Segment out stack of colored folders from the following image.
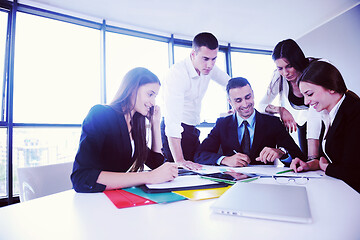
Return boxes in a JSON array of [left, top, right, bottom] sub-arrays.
[[173, 186, 232, 201], [104, 185, 232, 209], [104, 187, 187, 209]]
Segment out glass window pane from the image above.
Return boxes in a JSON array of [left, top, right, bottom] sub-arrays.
[[0, 11, 7, 122], [231, 52, 275, 108], [174, 45, 191, 62], [12, 127, 81, 195], [13, 13, 101, 124], [0, 128, 7, 198], [202, 52, 227, 123], [173, 46, 228, 124], [106, 33, 168, 104]]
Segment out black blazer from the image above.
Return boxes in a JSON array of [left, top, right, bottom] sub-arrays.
[[194, 110, 305, 165], [71, 105, 164, 193], [323, 93, 360, 193]]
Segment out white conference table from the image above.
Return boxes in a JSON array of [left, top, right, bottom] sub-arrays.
[[0, 173, 359, 240]]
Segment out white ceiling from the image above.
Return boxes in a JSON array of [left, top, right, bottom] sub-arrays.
[[19, 0, 360, 49]]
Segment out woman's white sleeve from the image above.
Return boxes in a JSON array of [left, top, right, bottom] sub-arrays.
[[306, 106, 322, 139], [258, 70, 280, 113]]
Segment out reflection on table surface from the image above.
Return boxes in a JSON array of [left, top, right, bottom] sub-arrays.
[[0, 167, 359, 240]]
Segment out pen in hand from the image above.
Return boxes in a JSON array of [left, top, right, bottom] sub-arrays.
[[233, 149, 251, 166]]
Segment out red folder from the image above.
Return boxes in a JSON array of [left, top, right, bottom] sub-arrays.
[[104, 189, 156, 209]]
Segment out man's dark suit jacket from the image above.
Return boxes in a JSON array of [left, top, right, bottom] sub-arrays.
[[194, 110, 305, 166], [71, 105, 164, 193], [323, 93, 360, 193]]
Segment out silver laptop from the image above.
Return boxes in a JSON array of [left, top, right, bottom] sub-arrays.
[[211, 182, 312, 223]]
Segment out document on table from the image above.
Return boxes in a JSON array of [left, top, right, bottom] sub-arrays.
[[145, 175, 224, 190], [192, 165, 232, 175], [234, 165, 324, 178], [192, 165, 324, 178]]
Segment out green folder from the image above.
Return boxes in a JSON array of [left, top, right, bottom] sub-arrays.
[[123, 187, 187, 203]]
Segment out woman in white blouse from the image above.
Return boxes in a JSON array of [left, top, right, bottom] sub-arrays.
[[258, 39, 322, 162]]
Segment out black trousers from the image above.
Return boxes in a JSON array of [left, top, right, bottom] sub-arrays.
[[161, 118, 200, 162], [297, 123, 307, 156]]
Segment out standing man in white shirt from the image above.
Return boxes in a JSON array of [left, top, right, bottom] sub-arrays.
[[161, 32, 231, 170]]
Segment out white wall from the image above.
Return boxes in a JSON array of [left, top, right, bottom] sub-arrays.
[[297, 4, 360, 95]]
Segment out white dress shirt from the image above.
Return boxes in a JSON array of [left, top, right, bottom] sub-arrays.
[[162, 55, 230, 138], [321, 94, 346, 163]]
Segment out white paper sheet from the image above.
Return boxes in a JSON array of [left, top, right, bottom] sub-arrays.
[[234, 165, 324, 178], [193, 165, 324, 178], [145, 175, 220, 189]]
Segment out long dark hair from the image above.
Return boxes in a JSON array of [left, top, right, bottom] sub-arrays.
[[299, 61, 359, 99], [109, 67, 161, 172], [272, 39, 309, 72], [270, 39, 314, 94]]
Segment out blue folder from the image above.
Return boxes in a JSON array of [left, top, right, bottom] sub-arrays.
[[123, 187, 187, 203]]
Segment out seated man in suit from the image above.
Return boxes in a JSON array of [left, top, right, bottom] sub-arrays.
[[194, 77, 305, 167]]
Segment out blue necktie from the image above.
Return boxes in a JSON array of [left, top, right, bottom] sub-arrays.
[[240, 121, 250, 156]]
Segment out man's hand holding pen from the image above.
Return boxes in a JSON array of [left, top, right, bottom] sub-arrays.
[[220, 150, 250, 167]]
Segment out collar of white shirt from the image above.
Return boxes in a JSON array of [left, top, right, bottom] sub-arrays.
[[322, 94, 346, 128], [185, 55, 201, 80], [329, 94, 346, 125], [235, 110, 256, 128]]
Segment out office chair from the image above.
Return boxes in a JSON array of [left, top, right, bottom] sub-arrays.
[[17, 161, 74, 202]]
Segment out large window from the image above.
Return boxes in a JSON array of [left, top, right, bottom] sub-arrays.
[[231, 52, 275, 109], [11, 13, 102, 195], [12, 127, 80, 195], [14, 12, 100, 124], [106, 33, 168, 104]]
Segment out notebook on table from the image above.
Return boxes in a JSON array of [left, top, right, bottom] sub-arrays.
[[211, 182, 312, 224]]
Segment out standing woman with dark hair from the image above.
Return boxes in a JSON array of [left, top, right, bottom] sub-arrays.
[[71, 67, 178, 193], [291, 61, 360, 193], [258, 39, 322, 162]]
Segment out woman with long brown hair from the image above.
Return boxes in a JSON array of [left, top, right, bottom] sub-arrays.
[[71, 67, 178, 193]]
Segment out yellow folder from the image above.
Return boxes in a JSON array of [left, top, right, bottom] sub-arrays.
[[173, 186, 232, 201]]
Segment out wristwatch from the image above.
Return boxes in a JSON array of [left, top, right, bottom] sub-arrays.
[[278, 147, 289, 159]]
